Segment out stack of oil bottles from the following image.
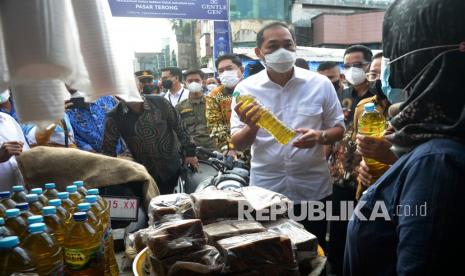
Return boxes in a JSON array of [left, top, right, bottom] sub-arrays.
[[0, 181, 119, 275]]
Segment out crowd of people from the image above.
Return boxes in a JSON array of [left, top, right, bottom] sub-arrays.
[[1, 0, 464, 274]]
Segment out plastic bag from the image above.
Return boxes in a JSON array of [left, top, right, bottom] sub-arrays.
[[217, 231, 298, 274], [148, 193, 195, 225], [190, 189, 247, 222], [147, 219, 207, 260], [203, 220, 266, 242], [264, 219, 318, 255], [240, 186, 292, 221]]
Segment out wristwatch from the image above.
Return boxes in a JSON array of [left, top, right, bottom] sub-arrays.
[[320, 130, 328, 144]]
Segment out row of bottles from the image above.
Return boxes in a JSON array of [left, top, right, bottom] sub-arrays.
[[0, 181, 118, 275]]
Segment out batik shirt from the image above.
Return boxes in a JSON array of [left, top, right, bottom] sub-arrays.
[[206, 85, 233, 150]]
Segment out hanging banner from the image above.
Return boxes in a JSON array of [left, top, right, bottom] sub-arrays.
[[108, 0, 229, 21], [213, 20, 231, 62]]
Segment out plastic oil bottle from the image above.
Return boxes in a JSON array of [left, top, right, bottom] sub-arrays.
[[21, 222, 64, 276], [43, 183, 59, 200], [57, 192, 76, 214], [42, 206, 65, 247], [74, 181, 88, 197], [87, 188, 109, 213], [66, 185, 83, 205], [358, 103, 391, 184], [27, 215, 52, 235], [30, 188, 49, 206], [48, 199, 71, 226], [26, 194, 44, 215], [11, 185, 28, 203], [16, 202, 34, 221], [4, 209, 28, 240], [0, 203, 6, 217], [64, 212, 104, 275], [1, 217, 13, 237], [0, 236, 37, 274], [233, 92, 297, 145], [0, 191, 17, 209]]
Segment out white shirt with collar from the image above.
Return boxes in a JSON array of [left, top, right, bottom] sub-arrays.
[[0, 112, 29, 191], [231, 67, 345, 201], [164, 86, 189, 107]]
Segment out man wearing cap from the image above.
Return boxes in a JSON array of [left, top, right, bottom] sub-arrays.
[[176, 69, 218, 158], [135, 70, 156, 95]]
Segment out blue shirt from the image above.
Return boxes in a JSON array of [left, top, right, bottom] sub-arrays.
[[344, 139, 465, 276], [66, 96, 123, 153]]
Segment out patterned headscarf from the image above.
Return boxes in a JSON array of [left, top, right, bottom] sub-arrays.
[[383, 0, 465, 148]]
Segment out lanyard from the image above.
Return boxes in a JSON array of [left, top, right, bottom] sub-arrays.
[[168, 89, 185, 105]]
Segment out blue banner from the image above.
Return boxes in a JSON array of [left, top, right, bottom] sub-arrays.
[[108, 0, 229, 21], [213, 20, 231, 63]]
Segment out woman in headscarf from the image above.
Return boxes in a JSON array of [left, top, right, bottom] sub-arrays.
[[344, 0, 465, 275]]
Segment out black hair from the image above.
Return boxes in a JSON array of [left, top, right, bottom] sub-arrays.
[[373, 52, 383, 60], [184, 69, 205, 80], [215, 54, 242, 69], [317, 61, 339, 72], [295, 58, 309, 70], [256, 22, 296, 48], [343, 45, 373, 62], [161, 67, 183, 81]]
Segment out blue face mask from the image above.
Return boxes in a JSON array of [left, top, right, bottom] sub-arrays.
[[380, 57, 404, 104]]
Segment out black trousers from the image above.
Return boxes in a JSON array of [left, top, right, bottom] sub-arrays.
[[155, 171, 180, 195]]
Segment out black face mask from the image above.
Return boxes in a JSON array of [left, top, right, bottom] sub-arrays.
[[142, 84, 154, 95], [332, 80, 341, 91], [162, 80, 173, 90]]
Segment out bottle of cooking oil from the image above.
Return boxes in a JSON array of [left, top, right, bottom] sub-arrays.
[[74, 181, 88, 197], [26, 194, 44, 215], [26, 215, 52, 236], [4, 209, 28, 240], [57, 192, 76, 214], [48, 199, 71, 226], [11, 186, 28, 203], [21, 222, 64, 275], [233, 92, 297, 144], [1, 217, 13, 237], [43, 183, 59, 200], [358, 103, 390, 184], [87, 188, 109, 212], [64, 212, 104, 275], [66, 185, 82, 205], [0, 236, 37, 274], [42, 206, 65, 247], [16, 202, 34, 221], [0, 203, 6, 217], [30, 188, 49, 206], [0, 191, 17, 209]]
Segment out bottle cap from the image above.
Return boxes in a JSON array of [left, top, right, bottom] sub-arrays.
[[5, 209, 20, 218], [16, 203, 29, 211], [42, 206, 56, 216], [30, 188, 43, 195], [232, 91, 239, 97], [77, 203, 91, 212], [73, 212, 87, 221], [85, 195, 97, 204], [0, 217, 4, 225], [87, 189, 99, 196], [57, 192, 69, 200], [73, 181, 84, 187], [44, 183, 56, 189], [12, 186, 25, 192], [27, 215, 43, 224], [0, 236, 20, 248], [0, 191, 11, 198], [29, 223, 45, 233], [66, 185, 77, 193], [26, 194, 39, 203], [48, 199, 62, 207], [364, 103, 376, 112]]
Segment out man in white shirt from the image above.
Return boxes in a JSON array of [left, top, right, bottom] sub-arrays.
[[161, 67, 189, 107], [0, 112, 29, 190], [230, 22, 345, 247]]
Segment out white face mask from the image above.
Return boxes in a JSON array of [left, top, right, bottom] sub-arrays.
[[187, 81, 203, 93], [206, 84, 217, 91], [0, 89, 10, 104], [263, 48, 297, 73], [219, 70, 241, 88], [345, 67, 367, 86]]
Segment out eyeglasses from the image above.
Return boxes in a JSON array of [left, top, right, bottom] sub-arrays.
[[343, 62, 370, 70], [366, 73, 380, 81]]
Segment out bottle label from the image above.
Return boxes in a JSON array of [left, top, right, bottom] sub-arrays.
[[64, 244, 103, 271]]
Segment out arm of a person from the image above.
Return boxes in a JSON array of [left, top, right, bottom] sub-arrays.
[[322, 80, 346, 144], [229, 96, 260, 151], [206, 95, 229, 149], [396, 154, 463, 275], [165, 99, 196, 157], [101, 116, 121, 157]]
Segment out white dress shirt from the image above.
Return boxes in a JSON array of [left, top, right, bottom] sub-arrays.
[[164, 86, 189, 107], [0, 113, 29, 191], [231, 67, 344, 201]]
